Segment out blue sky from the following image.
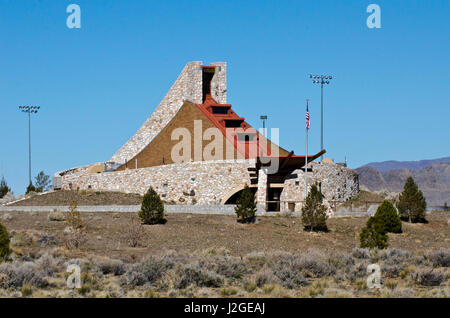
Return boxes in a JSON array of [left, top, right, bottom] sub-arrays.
[[0, 0, 449, 194]]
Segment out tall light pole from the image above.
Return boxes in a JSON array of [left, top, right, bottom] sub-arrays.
[[19, 106, 40, 185], [309, 74, 332, 161], [260, 115, 267, 137]]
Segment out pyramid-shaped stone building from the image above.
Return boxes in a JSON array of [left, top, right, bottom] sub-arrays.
[[54, 62, 358, 212]]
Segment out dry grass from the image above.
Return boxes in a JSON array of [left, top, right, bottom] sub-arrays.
[[0, 210, 448, 297], [1, 211, 448, 259]]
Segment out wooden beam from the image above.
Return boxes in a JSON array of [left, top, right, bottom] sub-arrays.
[[279, 151, 294, 170]]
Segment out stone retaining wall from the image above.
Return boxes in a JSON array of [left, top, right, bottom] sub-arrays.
[[59, 160, 252, 205]]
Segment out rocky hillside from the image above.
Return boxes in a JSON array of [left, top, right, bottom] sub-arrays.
[[356, 163, 450, 206]]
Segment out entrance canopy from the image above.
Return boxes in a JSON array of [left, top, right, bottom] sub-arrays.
[[258, 149, 326, 176]]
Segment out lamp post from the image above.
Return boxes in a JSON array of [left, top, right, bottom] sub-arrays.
[[19, 106, 40, 185], [309, 74, 332, 161], [260, 115, 267, 137]]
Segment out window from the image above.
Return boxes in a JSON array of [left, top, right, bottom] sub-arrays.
[[212, 107, 228, 114], [237, 133, 256, 142]]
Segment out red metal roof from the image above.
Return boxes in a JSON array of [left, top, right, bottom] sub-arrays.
[[195, 95, 325, 165]]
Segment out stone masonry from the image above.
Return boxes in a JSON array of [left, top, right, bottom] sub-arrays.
[[280, 162, 359, 212], [59, 160, 252, 205]]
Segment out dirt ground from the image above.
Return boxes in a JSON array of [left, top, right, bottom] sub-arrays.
[[1, 210, 448, 259]]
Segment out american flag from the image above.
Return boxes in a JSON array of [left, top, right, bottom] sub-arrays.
[[306, 104, 310, 129]]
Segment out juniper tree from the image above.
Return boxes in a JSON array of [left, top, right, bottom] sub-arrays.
[[301, 184, 328, 232], [25, 182, 37, 195], [374, 200, 402, 233], [139, 187, 165, 225], [360, 216, 388, 249], [35, 171, 51, 192], [0, 176, 10, 199], [0, 222, 11, 262], [235, 184, 257, 223], [397, 176, 427, 223]]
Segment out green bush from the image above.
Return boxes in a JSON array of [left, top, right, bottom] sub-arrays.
[[138, 187, 165, 225], [235, 184, 257, 223], [374, 200, 402, 233], [301, 184, 328, 232], [360, 216, 388, 249], [0, 176, 11, 199], [0, 222, 11, 261], [397, 176, 427, 223]]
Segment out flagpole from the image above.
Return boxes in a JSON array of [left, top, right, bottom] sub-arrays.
[[305, 99, 309, 200]]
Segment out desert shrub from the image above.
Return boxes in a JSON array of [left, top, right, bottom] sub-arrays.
[[268, 250, 335, 279], [0, 176, 10, 199], [397, 176, 427, 223], [21, 284, 33, 297], [346, 262, 369, 282], [220, 287, 238, 296], [243, 280, 257, 292], [427, 249, 450, 267], [25, 182, 36, 195], [374, 200, 402, 233], [139, 187, 165, 225], [254, 268, 280, 287], [328, 252, 355, 269], [380, 249, 410, 278], [352, 248, 370, 259], [234, 184, 257, 223], [414, 269, 447, 286], [390, 287, 415, 298], [292, 250, 336, 278], [98, 258, 126, 276], [274, 269, 308, 289], [200, 257, 248, 279], [174, 264, 223, 289], [0, 262, 47, 288], [48, 211, 65, 222], [123, 216, 143, 247], [65, 229, 87, 250], [143, 289, 160, 298], [124, 256, 173, 287], [77, 284, 91, 295], [360, 216, 388, 249], [301, 184, 328, 232], [35, 251, 61, 276], [0, 222, 11, 261], [383, 264, 406, 278], [304, 279, 328, 297], [65, 201, 83, 229], [382, 249, 411, 265]]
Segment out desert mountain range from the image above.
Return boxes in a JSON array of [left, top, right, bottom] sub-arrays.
[[356, 157, 450, 206]]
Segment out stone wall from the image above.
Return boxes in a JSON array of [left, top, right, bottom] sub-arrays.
[[210, 62, 227, 104], [280, 162, 359, 212], [59, 160, 251, 205], [110, 61, 227, 164]]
